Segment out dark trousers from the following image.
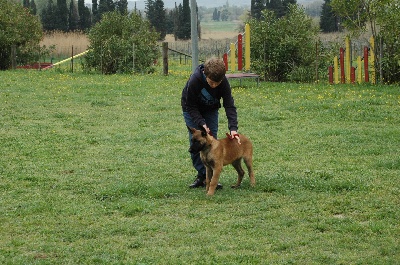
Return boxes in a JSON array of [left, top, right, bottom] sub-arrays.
[[183, 110, 218, 177]]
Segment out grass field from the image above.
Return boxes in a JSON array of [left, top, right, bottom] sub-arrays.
[[1, 68, 399, 264]]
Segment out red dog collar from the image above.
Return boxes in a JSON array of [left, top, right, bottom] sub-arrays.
[[226, 133, 240, 139]]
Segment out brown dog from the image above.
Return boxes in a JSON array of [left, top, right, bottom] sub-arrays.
[[188, 127, 255, 196]]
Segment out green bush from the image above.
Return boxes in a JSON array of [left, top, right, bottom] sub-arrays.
[[84, 12, 160, 74], [249, 5, 320, 82]]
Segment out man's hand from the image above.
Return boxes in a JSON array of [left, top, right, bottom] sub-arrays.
[[230, 131, 241, 144], [203, 124, 211, 134]]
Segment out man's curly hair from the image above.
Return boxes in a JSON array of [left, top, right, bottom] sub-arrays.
[[203, 57, 226, 82]]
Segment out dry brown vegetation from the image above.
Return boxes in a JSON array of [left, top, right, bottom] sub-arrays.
[[41, 31, 90, 57], [41, 30, 239, 57]]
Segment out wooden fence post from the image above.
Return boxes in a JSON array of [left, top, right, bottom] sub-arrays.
[[162, 42, 168, 76]]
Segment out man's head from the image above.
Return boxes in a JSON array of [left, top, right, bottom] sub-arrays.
[[203, 57, 226, 87]]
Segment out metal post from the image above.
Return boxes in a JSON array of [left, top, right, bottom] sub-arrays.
[[190, 0, 198, 73]]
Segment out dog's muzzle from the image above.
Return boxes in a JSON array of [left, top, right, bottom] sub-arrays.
[[188, 142, 204, 154]]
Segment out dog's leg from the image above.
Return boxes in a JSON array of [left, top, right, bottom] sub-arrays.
[[205, 167, 213, 192], [207, 166, 222, 196], [231, 159, 245, 188], [243, 155, 255, 187]]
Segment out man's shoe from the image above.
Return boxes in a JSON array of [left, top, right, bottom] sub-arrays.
[[189, 176, 223, 189], [189, 176, 205, 188]]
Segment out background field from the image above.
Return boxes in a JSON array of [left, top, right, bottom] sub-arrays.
[[1, 69, 399, 264]]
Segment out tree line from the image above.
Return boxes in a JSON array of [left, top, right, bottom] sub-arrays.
[[22, 0, 194, 41], [24, 0, 341, 39]]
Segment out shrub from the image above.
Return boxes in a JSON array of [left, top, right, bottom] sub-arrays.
[[84, 12, 160, 74], [249, 5, 320, 82]]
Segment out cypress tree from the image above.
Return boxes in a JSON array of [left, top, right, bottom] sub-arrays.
[[23, 0, 29, 8], [173, 3, 179, 40], [251, 0, 264, 19], [145, 0, 166, 40], [213, 8, 218, 21], [98, 0, 109, 18], [267, 0, 284, 18], [116, 0, 128, 15], [165, 9, 175, 34], [78, 0, 91, 30], [320, 0, 339, 32], [282, 0, 296, 16], [154, 0, 166, 40], [30, 0, 37, 15], [56, 0, 69, 31], [92, 0, 99, 23], [68, 0, 79, 31], [180, 0, 191, 40], [41, 0, 57, 31]]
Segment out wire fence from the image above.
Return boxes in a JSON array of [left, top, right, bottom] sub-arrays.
[[12, 37, 238, 73]]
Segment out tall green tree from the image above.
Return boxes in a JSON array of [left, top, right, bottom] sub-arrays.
[[213, 8, 219, 21], [251, 0, 264, 19], [220, 8, 230, 21], [145, 0, 166, 40], [320, 0, 339, 32], [30, 0, 37, 15], [267, 0, 284, 17], [68, 0, 79, 31], [0, 0, 43, 69], [23, 0, 37, 15], [116, 0, 128, 15], [78, 0, 91, 30], [165, 8, 175, 34], [92, 0, 99, 23], [41, 0, 57, 31], [175, 0, 191, 40], [282, 0, 296, 15], [252, 0, 297, 19], [55, 0, 69, 31], [97, 0, 115, 20]]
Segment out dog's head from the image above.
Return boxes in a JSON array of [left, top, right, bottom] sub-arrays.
[[187, 126, 208, 154]]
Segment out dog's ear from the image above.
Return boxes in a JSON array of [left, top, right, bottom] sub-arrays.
[[199, 126, 208, 137], [187, 126, 197, 134]]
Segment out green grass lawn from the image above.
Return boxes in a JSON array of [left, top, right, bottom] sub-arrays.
[[1, 69, 399, 264]]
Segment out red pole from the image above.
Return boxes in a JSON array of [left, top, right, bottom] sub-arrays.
[[223, 53, 228, 71], [328, 66, 333, 84], [351, 67, 355, 84], [238, 34, 243, 71], [340, 47, 345, 84], [364, 46, 369, 83]]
